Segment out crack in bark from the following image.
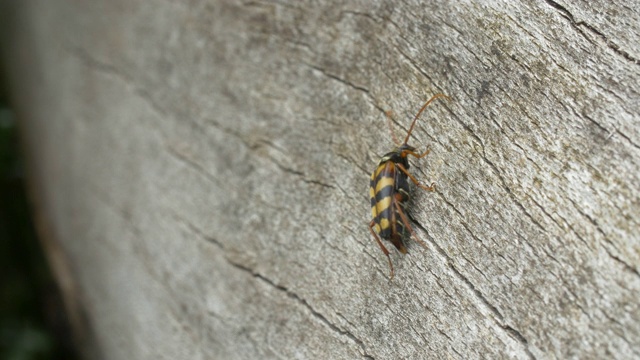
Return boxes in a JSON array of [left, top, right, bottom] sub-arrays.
[[527, 196, 575, 243], [67, 46, 168, 117], [568, 198, 640, 278], [339, 9, 379, 24], [615, 129, 640, 150], [581, 114, 610, 136], [168, 121, 336, 192], [436, 187, 604, 341], [408, 218, 535, 359], [391, 42, 436, 85], [521, 201, 630, 323], [242, 0, 297, 10], [543, 0, 640, 65], [302, 61, 408, 148], [171, 212, 225, 250], [264, 154, 336, 189], [431, 192, 498, 261], [254, 139, 337, 189], [598, 310, 640, 355], [305, 62, 371, 94], [167, 146, 226, 188], [335, 151, 370, 176], [480, 152, 548, 235], [434, 327, 457, 353], [447, 261, 535, 360], [604, 249, 640, 278], [443, 104, 551, 240], [227, 261, 375, 359], [173, 213, 374, 358]]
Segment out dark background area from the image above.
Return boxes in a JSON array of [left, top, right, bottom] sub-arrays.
[[0, 43, 79, 360]]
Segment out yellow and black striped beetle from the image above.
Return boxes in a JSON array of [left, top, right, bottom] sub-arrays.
[[369, 93, 449, 279]]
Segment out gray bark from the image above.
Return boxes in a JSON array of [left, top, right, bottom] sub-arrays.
[[3, 0, 640, 359]]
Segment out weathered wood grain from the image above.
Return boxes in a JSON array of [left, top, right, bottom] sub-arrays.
[[3, 0, 639, 358]]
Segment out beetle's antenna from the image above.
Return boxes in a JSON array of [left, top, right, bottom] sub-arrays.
[[403, 93, 450, 145], [384, 109, 401, 146]]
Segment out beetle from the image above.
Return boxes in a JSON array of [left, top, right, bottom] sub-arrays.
[[369, 93, 449, 278]]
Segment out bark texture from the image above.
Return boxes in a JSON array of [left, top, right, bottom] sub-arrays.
[[3, 0, 640, 359]]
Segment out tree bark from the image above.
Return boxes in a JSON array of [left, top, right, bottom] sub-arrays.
[[3, 0, 640, 359]]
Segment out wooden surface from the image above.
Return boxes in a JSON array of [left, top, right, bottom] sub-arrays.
[[3, 0, 640, 358]]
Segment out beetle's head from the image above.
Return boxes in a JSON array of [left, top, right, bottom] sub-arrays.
[[397, 143, 415, 156]]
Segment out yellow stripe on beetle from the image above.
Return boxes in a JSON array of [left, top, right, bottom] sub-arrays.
[[379, 218, 390, 230], [375, 176, 394, 193], [374, 196, 391, 214], [374, 164, 387, 178]]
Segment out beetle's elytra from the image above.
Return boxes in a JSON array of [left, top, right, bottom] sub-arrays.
[[369, 93, 449, 279]]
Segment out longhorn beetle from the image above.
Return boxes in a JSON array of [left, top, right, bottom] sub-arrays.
[[369, 93, 449, 279]]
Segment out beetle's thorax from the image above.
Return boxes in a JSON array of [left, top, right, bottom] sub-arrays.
[[378, 144, 415, 168]]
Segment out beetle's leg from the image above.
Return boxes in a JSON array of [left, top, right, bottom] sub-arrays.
[[396, 163, 436, 192], [369, 220, 394, 279], [394, 201, 428, 250], [403, 147, 431, 159]]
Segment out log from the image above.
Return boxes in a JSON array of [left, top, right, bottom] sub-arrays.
[[3, 0, 639, 358]]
